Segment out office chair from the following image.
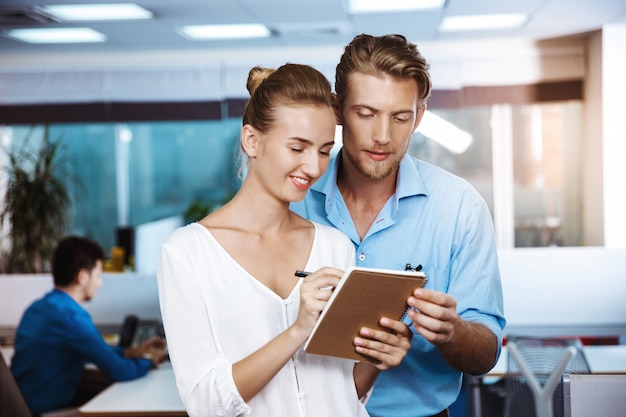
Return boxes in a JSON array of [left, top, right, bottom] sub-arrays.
[[0, 355, 79, 417], [0, 353, 31, 417], [504, 336, 590, 417]]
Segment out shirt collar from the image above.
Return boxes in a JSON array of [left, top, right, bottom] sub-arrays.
[[311, 149, 429, 203]]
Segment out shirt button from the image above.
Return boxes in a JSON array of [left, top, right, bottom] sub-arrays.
[[359, 253, 365, 261]]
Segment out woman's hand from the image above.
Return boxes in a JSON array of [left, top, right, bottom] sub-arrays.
[[354, 317, 413, 370], [353, 318, 413, 397], [291, 267, 343, 340]]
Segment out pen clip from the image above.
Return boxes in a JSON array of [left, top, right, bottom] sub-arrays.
[[405, 263, 422, 272]]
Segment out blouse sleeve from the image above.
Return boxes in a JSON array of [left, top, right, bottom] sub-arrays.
[[157, 234, 250, 417]]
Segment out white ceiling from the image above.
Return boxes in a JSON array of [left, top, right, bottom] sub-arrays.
[[1, 0, 625, 57]]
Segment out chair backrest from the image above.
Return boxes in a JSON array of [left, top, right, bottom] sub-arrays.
[[1, 354, 80, 417], [0, 354, 32, 417], [504, 336, 591, 417]]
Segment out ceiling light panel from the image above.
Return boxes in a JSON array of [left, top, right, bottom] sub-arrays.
[[5, 28, 107, 43], [178, 24, 271, 40], [40, 3, 153, 21], [440, 14, 528, 31], [350, 0, 445, 13]]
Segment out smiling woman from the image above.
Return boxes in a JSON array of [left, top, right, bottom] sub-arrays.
[[155, 62, 413, 417]]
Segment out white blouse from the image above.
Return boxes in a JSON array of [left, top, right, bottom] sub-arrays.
[[157, 222, 367, 417]]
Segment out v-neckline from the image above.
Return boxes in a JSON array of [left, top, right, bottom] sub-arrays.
[[191, 222, 316, 300]]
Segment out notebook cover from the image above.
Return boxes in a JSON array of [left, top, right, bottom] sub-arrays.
[[303, 266, 426, 363]]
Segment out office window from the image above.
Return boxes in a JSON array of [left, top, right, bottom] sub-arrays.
[[511, 102, 583, 247], [1, 120, 241, 254], [0, 98, 589, 269], [408, 101, 584, 248], [409, 106, 495, 215], [122, 121, 241, 226]]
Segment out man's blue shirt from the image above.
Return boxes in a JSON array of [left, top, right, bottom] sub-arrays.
[[10, 289, 152, 414], [291, 152, 506, 417]]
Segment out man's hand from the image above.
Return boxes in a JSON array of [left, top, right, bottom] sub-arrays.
[[124, 337, 168, 368], [407, 288, 497, 375], [407, 288, 458, 344]]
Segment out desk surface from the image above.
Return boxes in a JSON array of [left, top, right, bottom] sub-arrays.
[[79, 362, 186, 417], [488, 345, 626, 377]]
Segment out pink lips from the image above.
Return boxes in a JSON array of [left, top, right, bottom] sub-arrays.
[[366, 150, 390, 161], [291, 176, 311, 191]]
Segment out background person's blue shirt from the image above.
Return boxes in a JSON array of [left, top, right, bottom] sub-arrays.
[[10, 289, 152, 415], [291, 152, 506, 417]]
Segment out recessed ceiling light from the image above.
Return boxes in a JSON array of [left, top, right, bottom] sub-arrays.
[[178, 24, 271, 40], [349, 0, 445, 13], [5, 27, 107, 44], [40, 3, 153, 21], [440, 14, 528, 32]]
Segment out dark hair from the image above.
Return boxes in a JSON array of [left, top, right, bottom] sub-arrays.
[[52, 236, 105, 286], [242, 63, 335, 133], [335, 33, 432, 109]]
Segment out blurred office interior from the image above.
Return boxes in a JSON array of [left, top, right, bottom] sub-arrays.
[[0, 0, 625, 255], [1, 1, 626, 415]]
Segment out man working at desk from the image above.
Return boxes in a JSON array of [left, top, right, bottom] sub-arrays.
[[11, 236, 167, 416]]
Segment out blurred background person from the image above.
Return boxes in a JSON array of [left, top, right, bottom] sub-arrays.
[[10, 235, 167, 416]]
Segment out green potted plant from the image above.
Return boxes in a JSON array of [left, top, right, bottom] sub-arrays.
[[0, 125, 72, 273], [183, 198, 214, 224]]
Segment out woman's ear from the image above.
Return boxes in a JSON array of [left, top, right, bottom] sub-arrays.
[[332, 94, 342, 125], [241, 124, 260, 158]]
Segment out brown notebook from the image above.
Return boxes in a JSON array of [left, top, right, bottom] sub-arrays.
[[303, 266, 427, 363]]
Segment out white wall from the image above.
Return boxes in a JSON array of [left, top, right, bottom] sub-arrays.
[[0, 273, 162, 332], [602, 23, 626, 249], [499, 247, 626, 337]]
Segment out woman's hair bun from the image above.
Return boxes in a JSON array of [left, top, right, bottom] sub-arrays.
[[247, 66, 275, 95]]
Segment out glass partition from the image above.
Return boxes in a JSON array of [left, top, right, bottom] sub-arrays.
[[2, 120, 242, 253], [0, 98, 589, 266]]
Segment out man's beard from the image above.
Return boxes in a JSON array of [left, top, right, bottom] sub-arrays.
[[343, 146, 401, 180]]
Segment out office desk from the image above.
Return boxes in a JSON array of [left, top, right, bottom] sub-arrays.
[[1, 345, 14, 366], [79, 362, 186, 417]]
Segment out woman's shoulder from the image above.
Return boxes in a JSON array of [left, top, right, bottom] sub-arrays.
[[162, 222, 209, 248], [312, 221, 352, 245]]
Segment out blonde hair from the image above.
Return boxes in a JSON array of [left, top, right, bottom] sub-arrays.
[[243, 63, 335, 133], [237, 63, 335, 178], [335, 33, 431, 109]]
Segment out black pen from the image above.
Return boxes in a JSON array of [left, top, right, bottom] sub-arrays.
[[294, 270, 311, 278]]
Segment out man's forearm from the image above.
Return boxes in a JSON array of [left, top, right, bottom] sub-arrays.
[[437, 320, 498, 375]]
